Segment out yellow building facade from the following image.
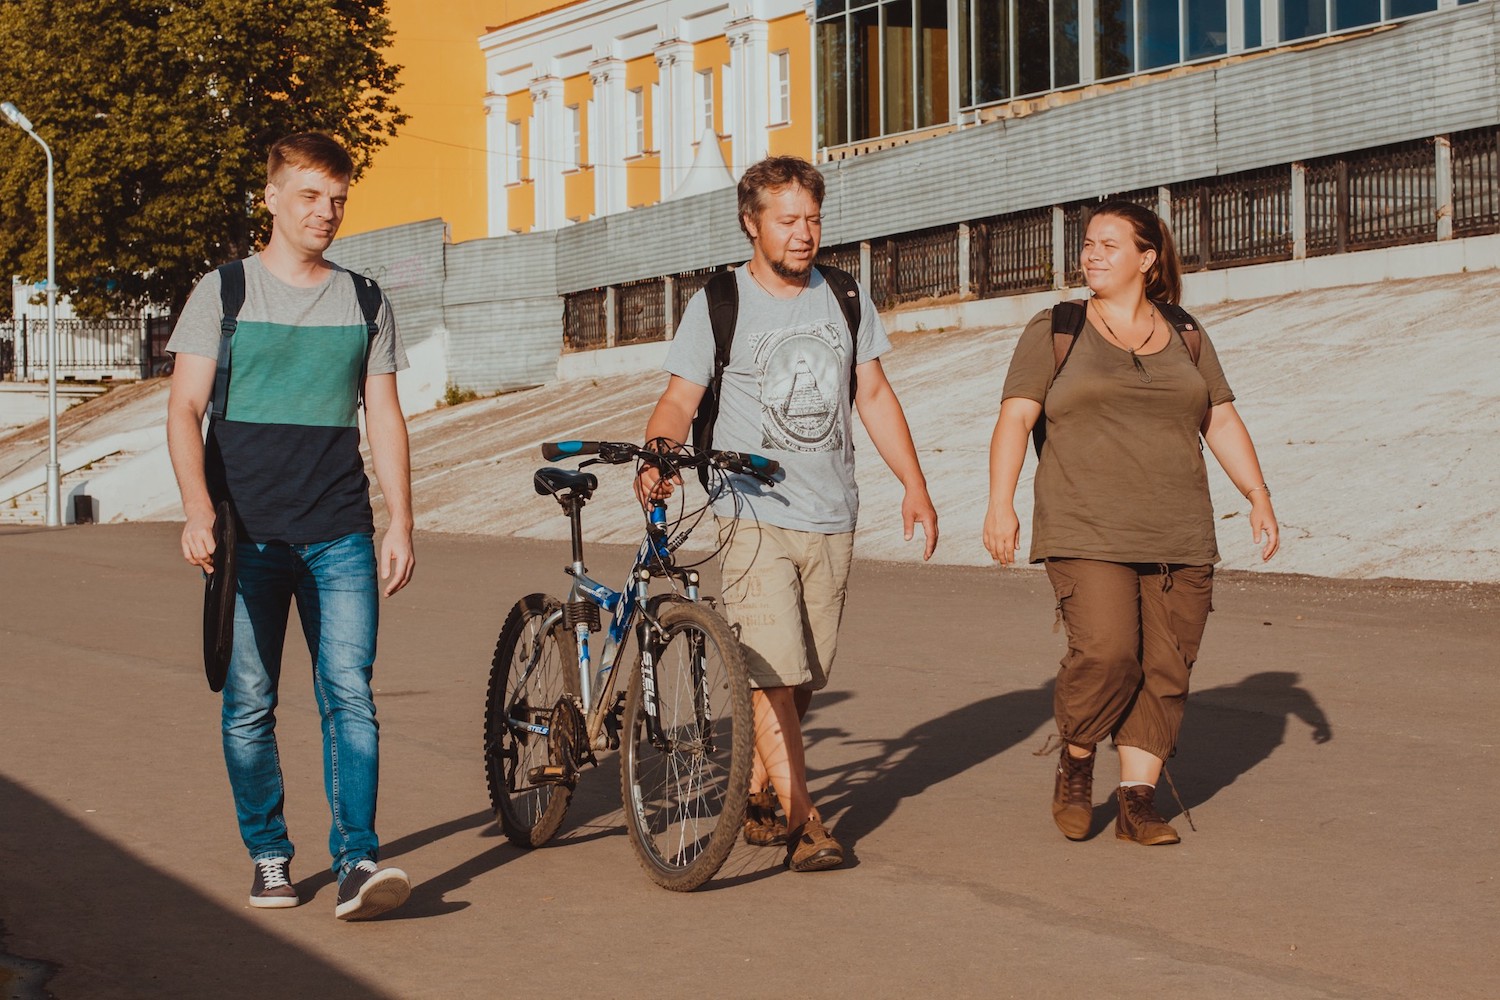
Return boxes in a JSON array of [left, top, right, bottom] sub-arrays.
[[340, 0, 494, 243], [480, 0, 817, 235]]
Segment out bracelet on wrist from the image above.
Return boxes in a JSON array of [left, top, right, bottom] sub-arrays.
[[1245, 483, 1271, 500]]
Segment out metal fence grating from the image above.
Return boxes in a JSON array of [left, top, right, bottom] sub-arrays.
[[815, 242, 862, 282], [1181, 167, 1294, 267], [616, 277, 667, 345], [1308, 140, 1437, 254], [1453, 126, 1500, 237], [562, 287, 607, 352], [972, 208, 1054, 297], [871, 225, 960, 310], [1062, 202, 1090, 286]]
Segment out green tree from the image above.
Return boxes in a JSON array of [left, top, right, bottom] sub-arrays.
[[0, 0, 405, 318]]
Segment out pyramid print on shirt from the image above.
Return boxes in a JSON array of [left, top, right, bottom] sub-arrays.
[[750, 320, 845, 453]]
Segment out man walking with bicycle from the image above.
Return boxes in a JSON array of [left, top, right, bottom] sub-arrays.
[[637, 155, 938, 871]]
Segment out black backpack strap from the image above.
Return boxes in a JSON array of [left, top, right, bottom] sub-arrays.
[[1153, 300, 1203, 365], [691, 269, 739, 488], [349, 271, 384, 407], [818, 265, 863, 403], [210, 260, 246, 421], [1049, 299, 1088, 375], [1032, 299, 1089, 458]]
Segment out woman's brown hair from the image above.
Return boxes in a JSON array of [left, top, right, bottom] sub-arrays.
[[1090, 200, 1183, 305]]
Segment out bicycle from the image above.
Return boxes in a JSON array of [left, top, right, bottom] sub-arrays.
[[482, 439, 780, 891]]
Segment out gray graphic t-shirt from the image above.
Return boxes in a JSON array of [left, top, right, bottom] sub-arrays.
[[664, 266, 889, 533]]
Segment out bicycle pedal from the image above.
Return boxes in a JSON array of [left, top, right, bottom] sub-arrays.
[[526, 764, 571, 784]]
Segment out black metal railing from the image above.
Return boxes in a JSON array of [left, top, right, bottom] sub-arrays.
[[1308, 140, 1437, 255], [871, 225, 960, 310], [616, 277, 666, 346], [562, 287, 608, 352], [560, 130, 1489, 356], [972, 208, 1053, 297], [815, 242, 862, 281], [1174, 167, 1293, 269], [1453, 126, 1500, 237], [1062, 202, 1090, 286], [672, 266, 721, 332]]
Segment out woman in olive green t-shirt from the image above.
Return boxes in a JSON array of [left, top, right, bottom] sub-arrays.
[[983, 201, 1279, 846]]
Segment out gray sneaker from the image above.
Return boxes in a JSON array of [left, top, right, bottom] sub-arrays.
[[249, 857, 299, 908], [334, 860, 411, 921]]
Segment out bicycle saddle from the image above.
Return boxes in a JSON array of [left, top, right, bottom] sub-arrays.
[[534, 467, 598, 499]]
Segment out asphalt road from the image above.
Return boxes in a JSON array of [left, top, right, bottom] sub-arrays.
[[1, 523, 1496, 999]]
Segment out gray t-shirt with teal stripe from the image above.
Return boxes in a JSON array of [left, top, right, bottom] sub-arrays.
[[168, 254, 407, 543]]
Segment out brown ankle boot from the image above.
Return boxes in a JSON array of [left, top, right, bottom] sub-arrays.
[[1051, 745, 1095, 840], [1115, 784, 1181, 846]]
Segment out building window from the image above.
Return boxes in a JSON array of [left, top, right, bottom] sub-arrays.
[[696, 69, 715, 136], [628, 87, 646, 155], [771, 50, 792, 124], [567, 104, 582, 168], [818, 0, 952, 148], [823, 0, 1450, 146], [506, 119, 523, 183]]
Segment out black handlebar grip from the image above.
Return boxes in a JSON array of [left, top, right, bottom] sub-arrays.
[[541, 440, 602, 461]]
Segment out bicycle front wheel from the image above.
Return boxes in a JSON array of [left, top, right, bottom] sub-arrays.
[[620, 600, 753, 891], [484, 593, 581, 848]]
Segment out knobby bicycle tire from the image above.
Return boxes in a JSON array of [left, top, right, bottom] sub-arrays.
[[484, 593, 581, 848], [619, 600, 753, 891]]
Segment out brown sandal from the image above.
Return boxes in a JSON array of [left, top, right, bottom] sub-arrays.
[[743, 789, 788, 847]]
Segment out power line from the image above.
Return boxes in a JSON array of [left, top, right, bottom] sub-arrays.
[[397, 129, 797, 173]]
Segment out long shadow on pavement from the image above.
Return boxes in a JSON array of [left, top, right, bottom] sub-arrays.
[[0, 775, 398, 1000], [285, 809, 509, 920], [810, 680, 1058, 850], [1172, 670, 1334, 811]]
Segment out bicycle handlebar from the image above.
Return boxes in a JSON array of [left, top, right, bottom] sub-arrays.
[[540, 440, 780, 483]]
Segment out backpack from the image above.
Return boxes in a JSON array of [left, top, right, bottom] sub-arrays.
[[1032, 298, 1203, 457], [209, 259, 384, 421], [689, 264, 863, 488]]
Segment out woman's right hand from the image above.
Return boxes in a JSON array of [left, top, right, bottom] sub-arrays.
[[983, 504, 1022, 565]]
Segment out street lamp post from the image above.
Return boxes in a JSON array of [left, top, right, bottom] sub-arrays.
[[2, 100, 61, 527]]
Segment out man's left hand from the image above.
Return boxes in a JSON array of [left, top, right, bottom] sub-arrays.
[[902, 486, 939, 561], [380, 526, 416, 597]]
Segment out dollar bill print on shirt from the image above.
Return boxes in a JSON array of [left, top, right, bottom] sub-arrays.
[[748, 319, 847, 453]]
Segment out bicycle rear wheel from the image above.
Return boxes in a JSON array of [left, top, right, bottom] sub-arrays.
[[484, 593, 581, 848], [620, 600, 753, 891]]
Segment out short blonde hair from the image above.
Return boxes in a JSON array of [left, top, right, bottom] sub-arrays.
[[267, 133, 354, 185]]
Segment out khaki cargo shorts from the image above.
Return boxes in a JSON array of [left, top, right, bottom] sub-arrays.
[[715, 517, 855, 690]]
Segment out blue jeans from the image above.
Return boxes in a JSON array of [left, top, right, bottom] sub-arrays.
[[221, 532, 381, 879]]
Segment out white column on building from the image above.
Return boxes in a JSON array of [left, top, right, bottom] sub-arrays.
[[590, 56, 628, 217], [726, 16, 770, 173], [655, 38, 695, 198], [484, 93, 509, 236], [530, 74, 566, 230]]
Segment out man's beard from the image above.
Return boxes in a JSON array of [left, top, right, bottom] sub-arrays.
[[769, 255, 814, 281]]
